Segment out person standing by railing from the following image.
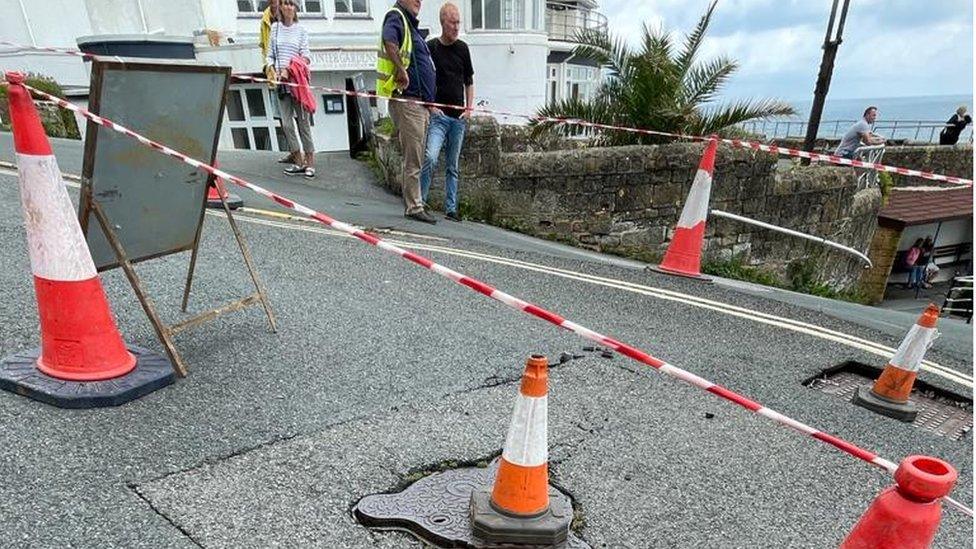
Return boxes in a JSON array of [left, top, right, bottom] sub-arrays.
[[835, 106, 886, 159], [939, 106, 972, 145]]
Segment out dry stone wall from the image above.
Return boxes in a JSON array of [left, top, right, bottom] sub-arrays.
[[374, 117, 881, 291]]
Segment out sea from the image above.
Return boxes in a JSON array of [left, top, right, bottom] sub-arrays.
[[743, 94, 975, 142]]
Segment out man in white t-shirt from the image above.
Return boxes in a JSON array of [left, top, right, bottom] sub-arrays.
[[835, 106, 886, 159]]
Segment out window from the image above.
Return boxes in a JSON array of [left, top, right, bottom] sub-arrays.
[[470, 0, 542, 31], [238, 0, 333, 15], [226, 87, 289, 152], [323, 94, 345, 114], [334, 0, 368, 16], [245, 89, 267, 118]]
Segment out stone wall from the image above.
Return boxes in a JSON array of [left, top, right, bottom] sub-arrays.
[[373, 117, 881, 291], [881, 145, 973, 186]]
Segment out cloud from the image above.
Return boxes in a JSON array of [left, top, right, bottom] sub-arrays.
[[598, 0, 974, 100]]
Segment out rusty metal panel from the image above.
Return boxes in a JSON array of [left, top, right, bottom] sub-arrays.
[[81, 58, 230, 270]]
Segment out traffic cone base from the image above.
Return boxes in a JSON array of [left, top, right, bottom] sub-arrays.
[[206, 163, 243, 209], [470, 480, 572, 546], [0, 344, 175, 409], [852, 386, 918, 422]]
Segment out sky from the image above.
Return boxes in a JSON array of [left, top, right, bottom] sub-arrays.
[[599, 0, 974, 102]]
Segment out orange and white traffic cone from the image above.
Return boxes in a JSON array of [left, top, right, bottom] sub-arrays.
[[469, 354, 572, 545], [650, 137, 718, 281], [0, 71, 174, 407], [852, 304, 940, 422], [206, 160, 243, 210], [841, 455, 957, 549]]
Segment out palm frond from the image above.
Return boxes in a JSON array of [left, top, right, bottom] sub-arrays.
[[674, 0, 717, 76], [682, 56, 737, 106], [689, 99, 797, 135], [572, 29, 631, 79]]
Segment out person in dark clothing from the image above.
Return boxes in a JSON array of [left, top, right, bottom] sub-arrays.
[[420, 2, 475, 222], [917, 236, 935, 288], [939, 106, 972, 145]]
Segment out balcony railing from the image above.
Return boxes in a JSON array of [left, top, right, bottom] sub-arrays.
[[546, 1, 608, 43]]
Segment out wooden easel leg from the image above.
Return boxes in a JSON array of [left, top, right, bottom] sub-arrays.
[[91, 202, 189, 377], [180, 179, 212, 312], [219, 195, 278, 333]]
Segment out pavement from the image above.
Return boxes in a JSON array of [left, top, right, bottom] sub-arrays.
[[0, 132, 972, 548]]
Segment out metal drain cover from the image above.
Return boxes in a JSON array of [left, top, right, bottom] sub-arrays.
[[354, 460, 590, 548], [808, 370, 973, 440]]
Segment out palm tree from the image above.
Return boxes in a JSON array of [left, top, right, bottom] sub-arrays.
[[533, 1, 795, 146]]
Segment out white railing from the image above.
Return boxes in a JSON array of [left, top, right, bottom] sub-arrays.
[[736, 119, 974, 145], [545, 1, 608, 43], [941, 275, 973, 324]]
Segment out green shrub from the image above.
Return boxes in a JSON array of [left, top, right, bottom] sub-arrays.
[[0, 73, 80, 139], [878, 171, 894, 205]]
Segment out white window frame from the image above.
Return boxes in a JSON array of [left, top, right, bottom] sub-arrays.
[[469, 0, 544, 32], [226, 85, 288, 152], [237, 0, 332, 18], [333, 0, 370, 17]]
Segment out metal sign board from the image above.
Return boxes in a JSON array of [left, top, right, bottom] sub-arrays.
[[81, 58, 229, 270]]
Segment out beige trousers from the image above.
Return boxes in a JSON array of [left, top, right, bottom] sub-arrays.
[[389, 99, 428, 215]]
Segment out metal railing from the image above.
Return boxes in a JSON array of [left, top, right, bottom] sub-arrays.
[[545, 1, 608, 42], [736, 119, 974, 145], [941, 275, 973, 324], [853, 144, 885, 189]]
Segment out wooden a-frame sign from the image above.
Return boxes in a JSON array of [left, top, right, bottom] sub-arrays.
[[78, 58, 276, 377]]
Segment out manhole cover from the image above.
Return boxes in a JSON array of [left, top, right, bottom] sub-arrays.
[[806, 364, 973, 441], [354, 459, 590, 548]]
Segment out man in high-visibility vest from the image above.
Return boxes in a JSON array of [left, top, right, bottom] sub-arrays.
[[378, 0, 438, 224]]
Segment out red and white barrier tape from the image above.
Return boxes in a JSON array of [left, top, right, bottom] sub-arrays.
[[1, 41, 972, 187], [5, 77, 971, 518]]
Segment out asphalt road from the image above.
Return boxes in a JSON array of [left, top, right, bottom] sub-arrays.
[[0, 134, 972, 548]]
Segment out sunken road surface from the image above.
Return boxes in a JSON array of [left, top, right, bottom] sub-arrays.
[[0, 139, 971, 547]]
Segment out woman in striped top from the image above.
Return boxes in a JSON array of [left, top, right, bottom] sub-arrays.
[[267, 0, 316, 178]]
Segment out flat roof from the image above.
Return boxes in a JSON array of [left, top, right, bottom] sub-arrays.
[[878, 186, 973, 228]]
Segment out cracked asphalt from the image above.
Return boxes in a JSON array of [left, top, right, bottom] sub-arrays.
[[0, 134, 972, 548]]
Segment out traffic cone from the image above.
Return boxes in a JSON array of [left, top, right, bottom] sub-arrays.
[[650, 137, 718, 281], [852, 304, 939, 422], [469, 354, 571, 545], [206, 160, 243, 209], [0, 71, 174, 407], [841, 455, 957, 549]]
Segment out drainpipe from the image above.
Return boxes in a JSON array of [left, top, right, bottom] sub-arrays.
[[16, 0, 37, 46]]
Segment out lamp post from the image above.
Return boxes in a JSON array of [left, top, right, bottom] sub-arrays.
[[802, 0, 851, 162]]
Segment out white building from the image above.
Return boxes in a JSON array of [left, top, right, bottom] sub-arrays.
[[0, 0, 606, 152]]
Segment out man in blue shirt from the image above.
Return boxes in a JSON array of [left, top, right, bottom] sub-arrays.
[[382, 0, 438, 224]]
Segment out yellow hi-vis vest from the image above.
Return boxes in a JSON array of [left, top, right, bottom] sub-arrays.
[[376, 6, 412, 98]]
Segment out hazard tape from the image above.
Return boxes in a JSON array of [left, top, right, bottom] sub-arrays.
[[1, 40, 972, 186], [5, 77, 971, 518]]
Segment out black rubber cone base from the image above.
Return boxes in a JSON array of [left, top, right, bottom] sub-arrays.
[[354, 460, 589, 548], [208, 192, 243, 210], [0, 345, 175, 409], [852, 386, 919, 422], [648, 264, 712, 283], [469, 486, 572, 547]]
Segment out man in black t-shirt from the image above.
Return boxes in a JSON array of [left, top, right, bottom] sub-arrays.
[[419, 2, 475, 222]]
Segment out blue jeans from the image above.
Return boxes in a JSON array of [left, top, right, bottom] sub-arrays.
[[908, 265, 926, 287], [420, 113, 466, 214]]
